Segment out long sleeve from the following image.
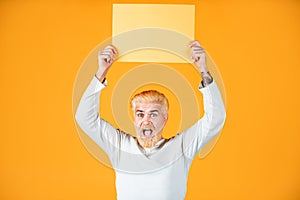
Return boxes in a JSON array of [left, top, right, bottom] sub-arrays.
[[75, 76, 122, 157], [182, 80, 226, 159]]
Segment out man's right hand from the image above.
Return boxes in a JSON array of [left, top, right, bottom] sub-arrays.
[[96, 45, 118, 82]]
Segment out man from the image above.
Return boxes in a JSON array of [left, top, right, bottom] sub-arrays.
[[75, 41, 226, 200]]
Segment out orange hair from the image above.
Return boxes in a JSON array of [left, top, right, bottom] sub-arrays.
[[130, 90, 169, 114]]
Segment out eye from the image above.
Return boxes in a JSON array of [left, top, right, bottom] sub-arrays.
[[136, 113, 144, 118], [150, 113, 158, 118]]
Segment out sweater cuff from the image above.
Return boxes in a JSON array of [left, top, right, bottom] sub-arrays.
[[92, 76, 107, 92], [198, 80, 217, 94]]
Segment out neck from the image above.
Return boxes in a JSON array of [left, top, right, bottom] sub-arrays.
[[137, 134, 163, 148]]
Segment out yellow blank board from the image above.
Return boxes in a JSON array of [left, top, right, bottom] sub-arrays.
[[112, 4, 195, 63]]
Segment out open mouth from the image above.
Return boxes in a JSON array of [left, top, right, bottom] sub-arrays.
[[142, 129, 153, 137]]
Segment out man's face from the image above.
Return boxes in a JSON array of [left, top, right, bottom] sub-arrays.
[[134, 102, 168, 141]]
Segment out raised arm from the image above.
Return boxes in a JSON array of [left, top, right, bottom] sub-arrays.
[[189, 40, 213, 88], [75, 45, 122, 156], [182, 41, 226, 159]]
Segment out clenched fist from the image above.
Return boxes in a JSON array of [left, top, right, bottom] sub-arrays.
[[96, 45, 118, 82]]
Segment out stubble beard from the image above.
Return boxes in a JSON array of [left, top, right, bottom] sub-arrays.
[[137, 126, 162, 148]]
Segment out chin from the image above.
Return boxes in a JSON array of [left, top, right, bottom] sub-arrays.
[[138, 132, 156, 140]]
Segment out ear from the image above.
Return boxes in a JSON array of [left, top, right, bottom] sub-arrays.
[[164, 113, 168, 123]]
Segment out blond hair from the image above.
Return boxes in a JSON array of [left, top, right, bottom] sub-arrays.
[[130, 90, 169, 114]]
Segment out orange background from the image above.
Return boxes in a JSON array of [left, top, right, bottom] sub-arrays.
[[1, 0, 300, 199]]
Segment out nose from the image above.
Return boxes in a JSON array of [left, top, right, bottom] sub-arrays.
[[142, 114, 151, 124]]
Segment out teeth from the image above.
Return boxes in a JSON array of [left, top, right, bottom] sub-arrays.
[[142, 129, 153, 136]]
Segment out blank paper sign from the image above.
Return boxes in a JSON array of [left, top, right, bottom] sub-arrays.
[[112, 4, 195, 63]]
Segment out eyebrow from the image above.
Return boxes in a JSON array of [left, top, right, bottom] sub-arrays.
[[135, 110, 159, 113]]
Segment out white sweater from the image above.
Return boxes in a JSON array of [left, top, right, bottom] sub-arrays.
[[75, 77, 226, 200]]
